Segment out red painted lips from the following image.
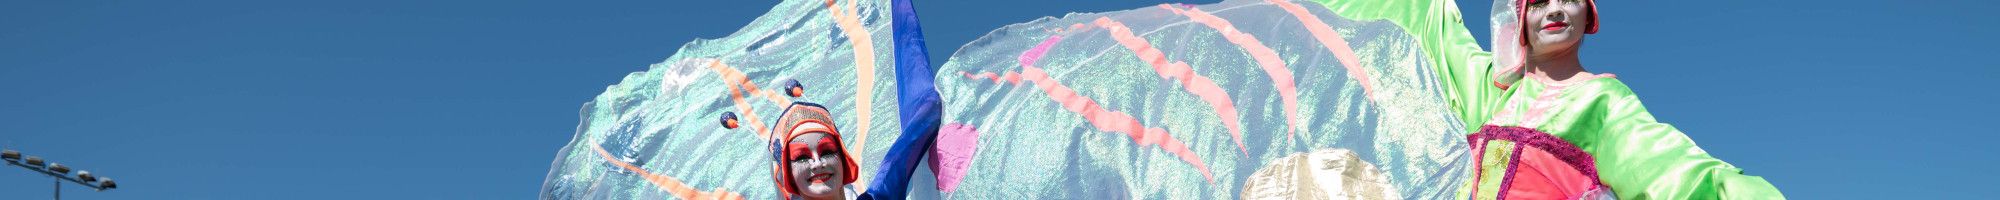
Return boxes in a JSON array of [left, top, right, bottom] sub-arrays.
[[1543, 21, 1569, 31]]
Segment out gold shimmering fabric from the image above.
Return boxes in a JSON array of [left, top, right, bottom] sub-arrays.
[[1240, 149, 1398, 200]]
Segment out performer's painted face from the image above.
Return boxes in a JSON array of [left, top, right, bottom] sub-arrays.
[[1525, 0, 1592, 56], [785, 128, 847, 199]]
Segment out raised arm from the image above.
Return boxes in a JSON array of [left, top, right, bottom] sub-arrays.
[[1588, 85, 1785, 199]]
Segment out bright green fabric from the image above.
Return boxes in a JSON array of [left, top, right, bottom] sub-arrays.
[[1308, 1, 1783, 199], [1490, 77, 1784, 200], [1473, 140, 1517, 200]]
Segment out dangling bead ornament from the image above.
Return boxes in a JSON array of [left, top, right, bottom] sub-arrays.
[[785, 80, 806, 98], [720, 111, 740, 129]]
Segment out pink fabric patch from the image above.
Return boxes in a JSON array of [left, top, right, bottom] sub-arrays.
[[929, 123, 982, 193]]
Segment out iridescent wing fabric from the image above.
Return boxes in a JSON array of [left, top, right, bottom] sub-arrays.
[[927, 0, 1471, 199], [544, 0, 1487, 199], [538, 0, 937, 199]]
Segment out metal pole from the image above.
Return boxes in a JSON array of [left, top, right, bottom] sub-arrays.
[[54, 177, 61, 200]]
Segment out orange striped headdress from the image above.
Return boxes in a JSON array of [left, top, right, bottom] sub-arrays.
[[765, 102, 859, 199]]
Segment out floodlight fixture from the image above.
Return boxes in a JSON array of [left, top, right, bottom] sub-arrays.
[[77, 171, 96, 182], [24, 156, 44, 167], [48, 163, 70, 174]]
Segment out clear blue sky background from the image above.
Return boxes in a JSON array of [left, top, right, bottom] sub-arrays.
[[1, 0, 1993, 199]]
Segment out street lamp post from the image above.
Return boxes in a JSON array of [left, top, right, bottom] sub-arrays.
[[2, 149, 118, 200]]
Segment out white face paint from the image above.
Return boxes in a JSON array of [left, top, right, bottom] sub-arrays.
[[784, 123, 846, 200], [1525, 0, 1592, 56]]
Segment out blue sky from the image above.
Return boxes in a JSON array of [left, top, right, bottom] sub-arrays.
[[1, 0, 1994, 199]]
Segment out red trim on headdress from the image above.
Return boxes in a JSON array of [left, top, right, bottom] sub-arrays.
[[771, 118, 860, 198], [1501, 0, 1599, 89]]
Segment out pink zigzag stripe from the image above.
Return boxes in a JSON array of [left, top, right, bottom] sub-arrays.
[[1267, 0, 1377, 100], [1161, 4, 1303, 144], [954, 34, 1216, 182], [1092, 17, 1248, 155]]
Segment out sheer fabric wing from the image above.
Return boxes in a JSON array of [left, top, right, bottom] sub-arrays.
[[539, 0, 912, 199], [930, 0, 1470, 199]]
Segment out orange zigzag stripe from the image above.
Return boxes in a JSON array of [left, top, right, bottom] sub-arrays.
[[826, 0, 877, 171], [704, 59, 786, 140], [592, 144, 744, 200]]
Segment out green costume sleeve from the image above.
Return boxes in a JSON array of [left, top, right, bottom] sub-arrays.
[[1588, 82, 1785, 199], [1312, 1, 1784, 198], [1308, 0, 1505, 131]]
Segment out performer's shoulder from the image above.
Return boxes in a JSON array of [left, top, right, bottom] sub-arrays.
[[1576, 73, 1640, 98]]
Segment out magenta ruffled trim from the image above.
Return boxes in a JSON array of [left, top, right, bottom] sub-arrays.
[[1469, 125, 1605, 187]]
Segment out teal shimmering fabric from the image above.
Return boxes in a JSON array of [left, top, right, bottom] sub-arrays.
[[929, 0, 1471, 198], [538, 0, 917, 199]]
